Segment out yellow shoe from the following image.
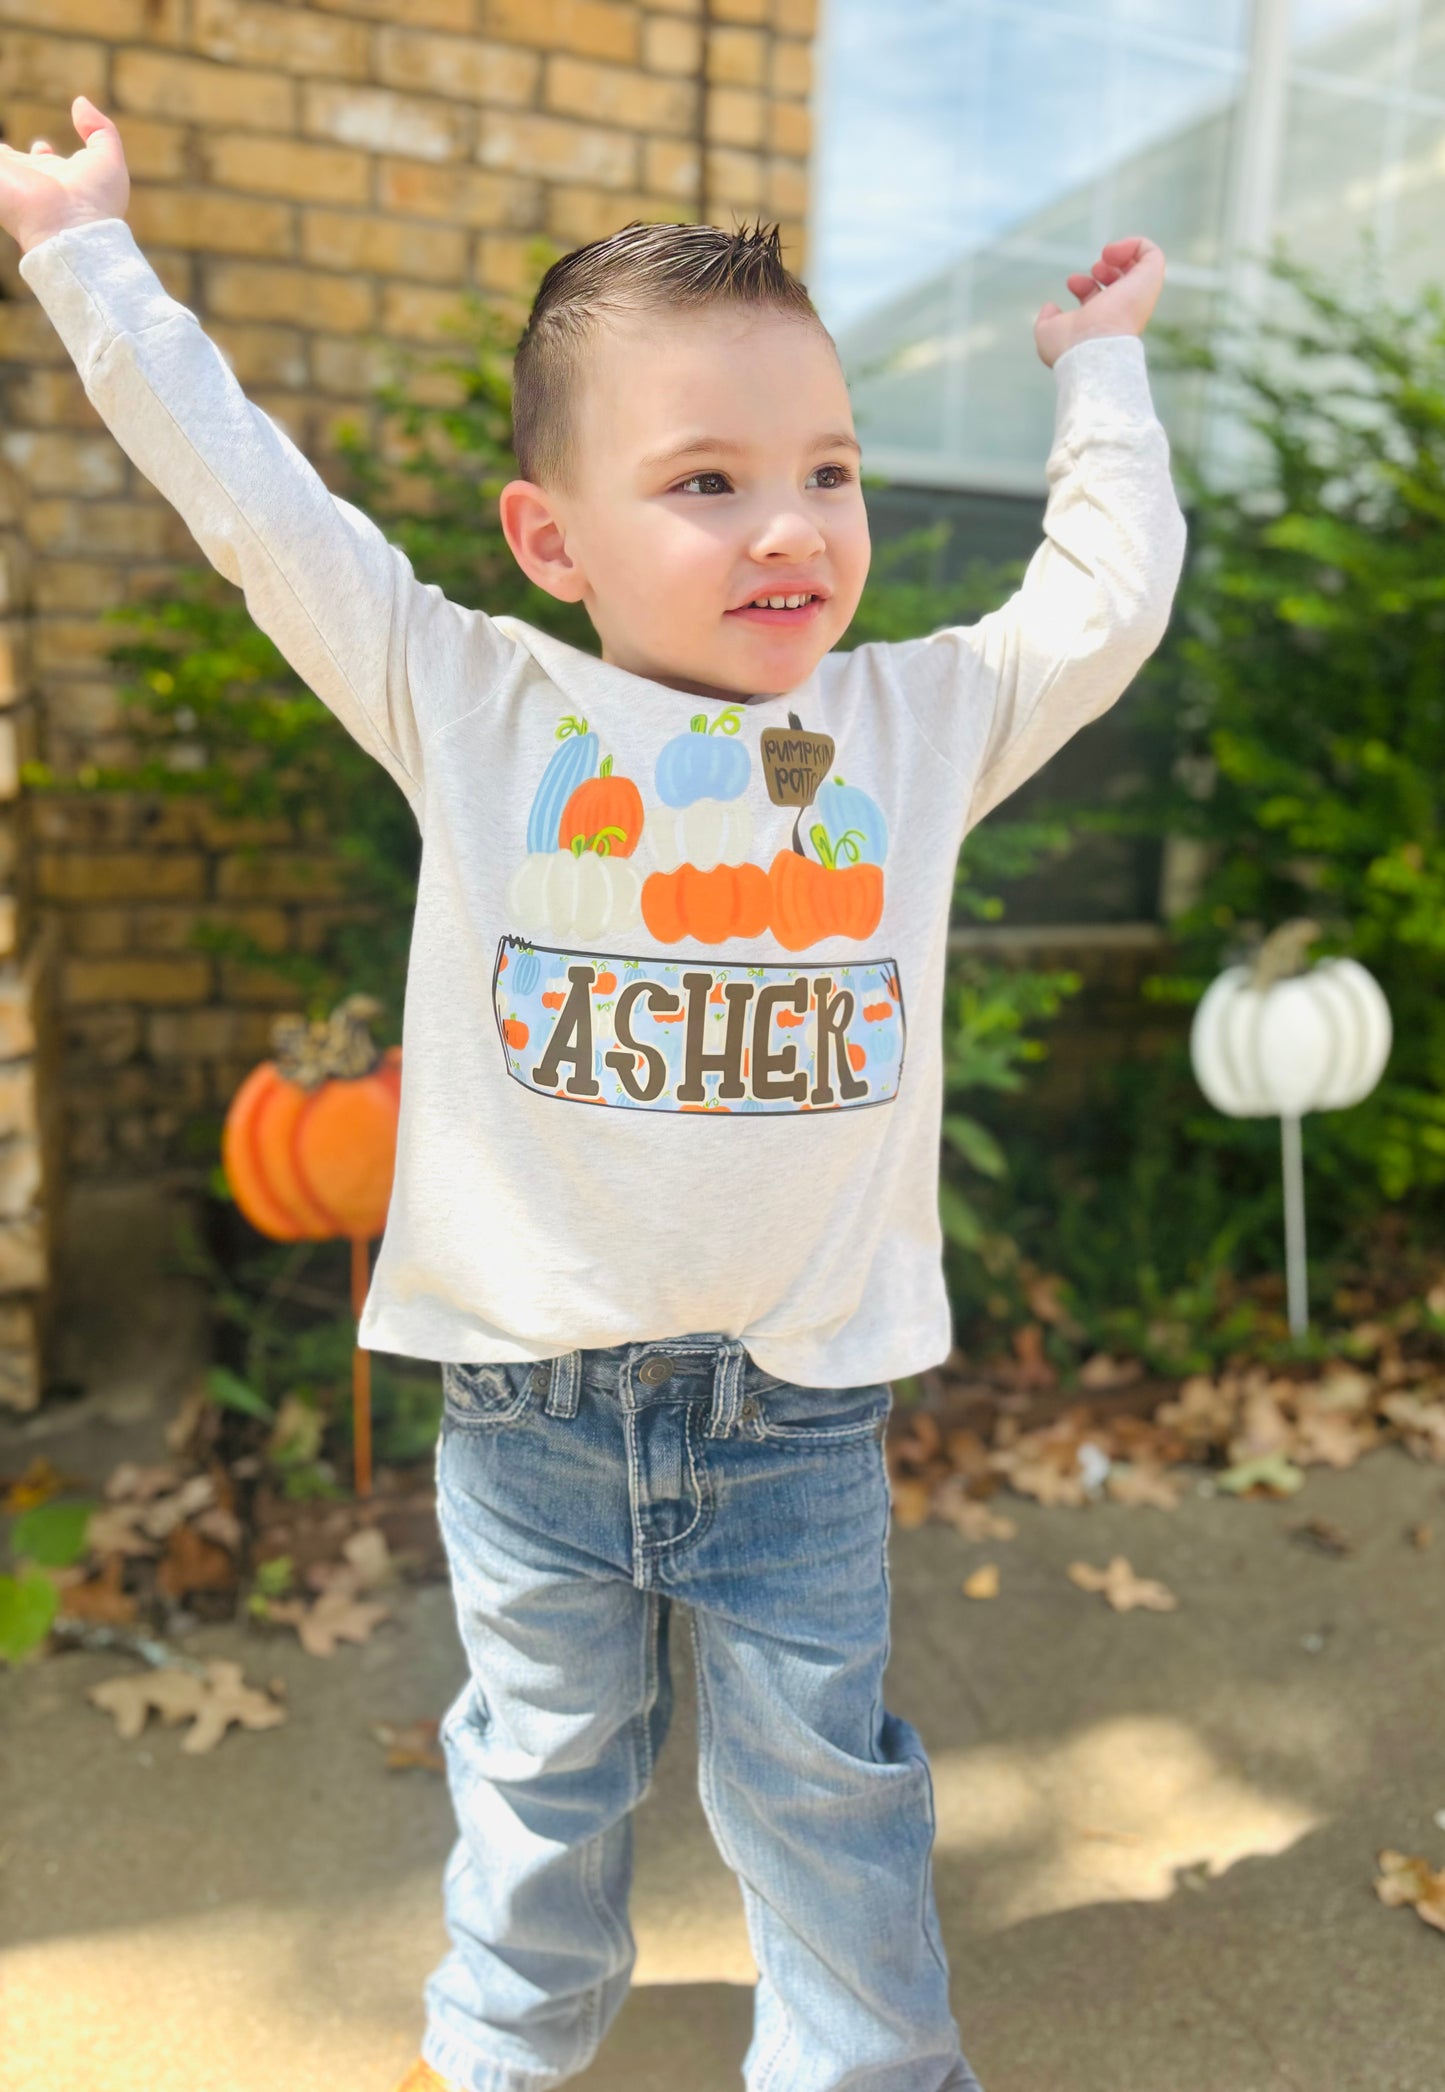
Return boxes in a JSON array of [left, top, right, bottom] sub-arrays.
[[392, 2063, 462, 2092]]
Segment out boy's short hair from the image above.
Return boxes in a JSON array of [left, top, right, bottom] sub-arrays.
[[511, 218, 826, 491]]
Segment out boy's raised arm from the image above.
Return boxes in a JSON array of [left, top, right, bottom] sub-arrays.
[[880, 238, 1189, 834], [5, 97, 509, 816]]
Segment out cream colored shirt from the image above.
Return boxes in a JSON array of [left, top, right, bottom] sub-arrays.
[[19, 217, 1187, 1387]]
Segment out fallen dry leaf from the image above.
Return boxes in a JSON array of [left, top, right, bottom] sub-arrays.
[[88, 1659, 286, 1753], [1078, 1352, 1143, 1392], [962, 1564, 1000, 1600], [371, 1717, 445, 1774], [1374, 1849, 1445, 1934], [1157, 1375, 1236, 1448], [1291, 1408, 1375, 1469], [156, 1522, 238, 1602], [932, 1479, 1017, 1542], [138, 1475, 216, 1542], [1067, 1557, 1178, 1613], [1288, 1518, 1354, 1557], [103, 1461, 183, 1505], [887, 1475, 933, 1529], [1410, 1523, 1433, 1551], [264, 1572, 390, 1658], [1381, 1394, 1445, 1464], [2, 1457, 87, 1514], [1216, 1451, 1307, 1498], [1105, 1463, 1184, 1511], [55, 1555, 137, 1626], [84, 1503, 160, 1559]]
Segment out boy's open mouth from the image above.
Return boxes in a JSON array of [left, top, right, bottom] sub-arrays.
[[725, 592, 826, 628]]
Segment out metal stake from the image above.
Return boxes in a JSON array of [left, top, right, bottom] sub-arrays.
[[1280, 1111, 1307, 1337]]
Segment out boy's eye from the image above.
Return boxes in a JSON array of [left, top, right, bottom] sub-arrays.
[[671, 464, 855, 495], [674, 471, 733, 495], [808, 463, 853, 489]]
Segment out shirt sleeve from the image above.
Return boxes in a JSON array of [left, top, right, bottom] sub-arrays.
[[873, 333, 1188, 833], [17, 215, 516, 818]]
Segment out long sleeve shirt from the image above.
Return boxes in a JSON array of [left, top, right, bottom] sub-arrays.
[[18, 216, 1187, 1388]]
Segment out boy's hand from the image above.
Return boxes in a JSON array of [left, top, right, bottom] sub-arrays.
[[1034, 237, 1165, 369], [0, 94, 129, 257]]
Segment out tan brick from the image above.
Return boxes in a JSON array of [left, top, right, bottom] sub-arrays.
[[0, 1062, 38, 1141], [478, 111, 637, 190], [474, 232, 560, 297], [303, 81, 470, 164], [113, 50, 296, 132], [0, 0, 184, 31], [127, 185, 296, 261], [712, 0, 767, 18], [33, 619, 130, 676], [199, 133, 370, 208], [769, 99, 810, 158], [380, 282, 476, 345], [2, 98, 186, 184], [706, 146, 764, 209], [374, 27, 540, 108], [0, 1218, 45, 1296], [771, 37, 811, 97], [209, 322, 309, 390], [205, 261, 375, 334], [545, 184, 678, 245], [642, 14, 702, 73], [643, 136, 700, 201], [219, 957, 306, 1005], [192, 0, 370, 79], [38, 850, 207, 902], [768, 157, 807, 218], [146, 1005, 275, 1059], [0, 305, 68, 366], [63, 956, 212, 1005], [0, 970, 35, 1058], [710, 24, 767, 85], [0, 32, 106, 102], [310, 336, 393, 398], [378, 158, 541, 230], [215, 852, 346, 901], [648, 0, 702, 11], [31, 562, 128, 615], [67, 908, 131, 957], [5, 367, 94, 428], [29, 794, 136, 848], [707, 86, 765, 149], [0, 627, 24, 706], [545, 55, 695, 135], [481, 0, 641, 63], [300, 208, 467, 283], [0, 1138, 41, 1221], [195, 807, 294, 849], [772, 0, 815, 27], [0, 433, 124, 497], [134, 904, 288, 955], [312, 0, 473, 25], [25, 499, 176, 560]]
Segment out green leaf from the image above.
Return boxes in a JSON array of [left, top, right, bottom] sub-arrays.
[[941, 1114, 1007, 1178], [0, 1571, 58, 1663], [10, 1499, 95, 1569], [206, 1365, 275, 1421]]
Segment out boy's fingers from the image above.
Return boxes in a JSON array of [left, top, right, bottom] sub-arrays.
[[1065, 273, 1100, 303], [1036, 301, 1063, 323]]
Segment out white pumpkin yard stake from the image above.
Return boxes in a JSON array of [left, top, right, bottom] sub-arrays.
[[1189, 920, 1392, 1336]]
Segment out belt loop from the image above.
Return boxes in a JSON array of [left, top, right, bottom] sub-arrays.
[[544, 1348, 581, 1418], [706, 1337, 747, 1438]]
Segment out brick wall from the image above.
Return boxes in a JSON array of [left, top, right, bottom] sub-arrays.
[[0, 0, 816, 1255]]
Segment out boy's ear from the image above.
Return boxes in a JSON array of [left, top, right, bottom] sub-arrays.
[[498, 479, 587, 603]]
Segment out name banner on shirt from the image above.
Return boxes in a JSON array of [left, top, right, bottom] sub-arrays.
[[493, 938, 905, 1115]]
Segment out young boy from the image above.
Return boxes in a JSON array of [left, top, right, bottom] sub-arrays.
[[4, 94, 1186, 2092]]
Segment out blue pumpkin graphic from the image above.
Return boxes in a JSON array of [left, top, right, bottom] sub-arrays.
[[526, 716, 598, 852], [656, 708, 749, 808], [512, 948, 542, 995], [811, 776, 888, 866]]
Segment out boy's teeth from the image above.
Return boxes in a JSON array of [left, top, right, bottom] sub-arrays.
[[750, 593, 812, 608]]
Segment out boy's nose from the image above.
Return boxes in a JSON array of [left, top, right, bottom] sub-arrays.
[[749, 509, 826, 560]]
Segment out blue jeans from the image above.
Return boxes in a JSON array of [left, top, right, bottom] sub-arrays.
[[422, 1331, 982, 2092]]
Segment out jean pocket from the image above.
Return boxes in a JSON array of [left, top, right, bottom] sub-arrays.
[[749, 1378, 893, 1444], [441, 1359, 539, 1430]]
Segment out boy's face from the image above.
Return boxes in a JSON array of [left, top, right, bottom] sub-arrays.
[[503, 307, 871, 702]]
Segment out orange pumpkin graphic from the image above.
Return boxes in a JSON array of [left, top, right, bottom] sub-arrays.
[[642, 861, 771, 944], [767, 850, 884, 951]]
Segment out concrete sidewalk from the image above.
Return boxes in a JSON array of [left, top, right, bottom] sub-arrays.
[[3, 1393, 1444, 2092]]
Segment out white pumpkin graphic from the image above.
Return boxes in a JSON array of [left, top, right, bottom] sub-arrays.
[[644, 796, 755, 874], [1189, 920, 1391, 1334], [505, 850, 642, 940]]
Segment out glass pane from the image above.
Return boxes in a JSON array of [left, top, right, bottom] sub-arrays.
[[1029, 0, 1251, 50], [1292, 0, 1405, 87], [840, 275, 955, 460], [1276, 82, 1392, 267], [1106, 49, 1239, 267], [950, 253, 1085, 473], [1384, 109, 1445, 290], [1408, 0, 1445, 102]]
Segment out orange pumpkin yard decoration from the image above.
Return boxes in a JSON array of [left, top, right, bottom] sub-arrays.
[[642, 860, 771, 944], [767, 848, 884, 952], [222, 993, 401, 1498]]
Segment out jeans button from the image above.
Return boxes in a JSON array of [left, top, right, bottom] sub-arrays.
[[638, 1356, 673, 1385], [740, 1396, 761, 1421], [529, 1366, 548, 1393]]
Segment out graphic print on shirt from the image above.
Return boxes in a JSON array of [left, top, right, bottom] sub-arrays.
[[494, 944, 906, 1115], [504, 707, 889, 950]]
